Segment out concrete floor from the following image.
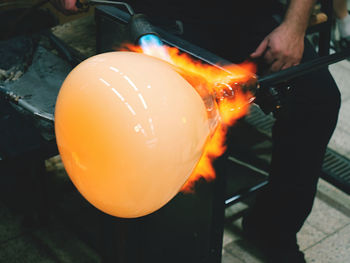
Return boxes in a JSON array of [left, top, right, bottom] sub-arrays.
[[223, 179, 350, 263], [328, 59, 350, 158]]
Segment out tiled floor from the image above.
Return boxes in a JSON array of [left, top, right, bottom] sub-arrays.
[[223, 179, 350, 263]]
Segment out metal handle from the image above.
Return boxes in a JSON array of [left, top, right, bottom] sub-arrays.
[[258, 47, 350, 88], [77, 0, 134, 15]]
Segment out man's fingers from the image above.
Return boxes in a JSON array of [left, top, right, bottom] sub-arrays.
[[270, 60, 285, 72], [50, 0, 79, 13], [250, 38, 268, 58], [281, 62, 294, 70], [263, 50, 276, 65], [63, 0, 79, 11], [280, 58, 300, 70]]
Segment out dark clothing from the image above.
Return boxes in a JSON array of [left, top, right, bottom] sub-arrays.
[[189, 16, 340, 245], [136, 2, 341, 245], [131, 0, 280, 21], [177, 14, 340, 243]]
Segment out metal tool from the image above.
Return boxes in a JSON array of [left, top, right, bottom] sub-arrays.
[[0, 86, 54, 122], [95, 6, 350, 115], [77, 1, 158, 44], [76, 0, 134, 15], [256, 47, 350, 114]]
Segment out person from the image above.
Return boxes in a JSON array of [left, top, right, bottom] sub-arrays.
[[53, 1, 341, 262], [334, 0, 350, 49], [50, 0, 79, 14]]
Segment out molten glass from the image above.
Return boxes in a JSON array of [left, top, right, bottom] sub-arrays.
[[55, 51, 213, 218], [124, 42, 257, 192]]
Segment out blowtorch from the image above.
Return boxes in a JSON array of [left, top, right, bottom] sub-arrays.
[[76, 0, 162, 44], [76, 0, 134, 15], [3, 1, 350, 122]]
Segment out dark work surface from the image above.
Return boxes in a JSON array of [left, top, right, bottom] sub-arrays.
[[0, 33, 71, 160], [0, 35, 34, 71], [0, 99, 44, 160]]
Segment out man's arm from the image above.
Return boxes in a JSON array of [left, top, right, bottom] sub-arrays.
[[251, 0, 316, 72], [50, 0, 78, 13]]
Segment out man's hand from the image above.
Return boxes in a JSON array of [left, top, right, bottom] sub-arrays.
[[250, 0, 316, 73], [50, 0, 79, 14], [251, 23, 304, 72]]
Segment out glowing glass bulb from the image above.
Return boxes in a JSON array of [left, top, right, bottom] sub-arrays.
[[55, 51, 212, 218]]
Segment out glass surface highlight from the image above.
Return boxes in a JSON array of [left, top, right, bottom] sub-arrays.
[[55, 51, 211, 218]]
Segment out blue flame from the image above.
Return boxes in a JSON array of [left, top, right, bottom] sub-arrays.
[[139, 34, 163, 48], [139, 34, 171, 62]]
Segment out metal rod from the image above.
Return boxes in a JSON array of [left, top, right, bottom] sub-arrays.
[[258, 47, 350, 87], [89, 0, 134, 15], [224, 180, 268, 208], [95, 6, 233, 70], [98, 6, 350, 90], [43, 30, 74, 65], [0, 86, 54, 122]]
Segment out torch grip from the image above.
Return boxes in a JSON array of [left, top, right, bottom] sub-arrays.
[[78, 0, 135, 14], [128, 14, 159, 44]]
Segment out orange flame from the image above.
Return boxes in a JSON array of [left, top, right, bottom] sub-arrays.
[[121, 43, 256, 192]]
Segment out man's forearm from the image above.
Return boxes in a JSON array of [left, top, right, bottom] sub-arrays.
[[283, 0, 317, 35]]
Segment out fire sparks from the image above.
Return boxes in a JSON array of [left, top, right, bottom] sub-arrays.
[[121, 38, 256, 193]]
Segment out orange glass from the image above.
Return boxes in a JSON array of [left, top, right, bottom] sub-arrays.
[[55, 51, 213, 218]]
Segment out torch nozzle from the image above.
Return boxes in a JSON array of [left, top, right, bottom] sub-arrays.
[[128, 14, 160, 44]]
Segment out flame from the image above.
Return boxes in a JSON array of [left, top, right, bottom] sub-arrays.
[[181, 123, 228, 192], [121, 39, 256, 193]]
